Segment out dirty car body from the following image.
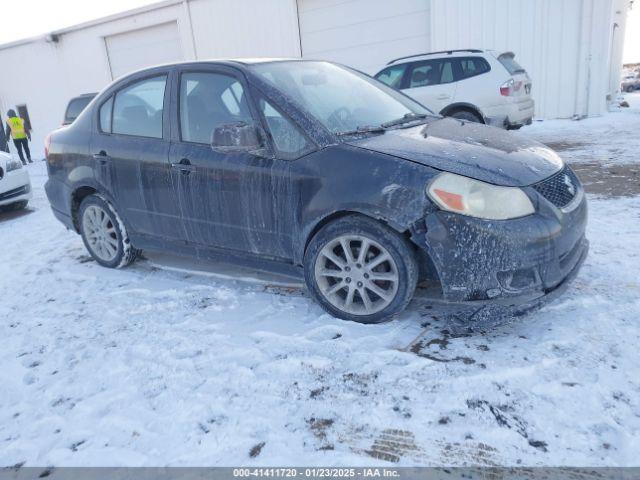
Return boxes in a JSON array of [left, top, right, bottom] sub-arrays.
[[44, 59, 588, 322]]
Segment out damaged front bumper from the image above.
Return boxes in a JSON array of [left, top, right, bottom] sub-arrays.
[[413, 191, 588, 316]]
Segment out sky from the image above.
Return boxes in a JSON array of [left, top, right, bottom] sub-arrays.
[[624, 2, 640, 64], [0, 0, 639, 63], [0, 0, 160, 44]]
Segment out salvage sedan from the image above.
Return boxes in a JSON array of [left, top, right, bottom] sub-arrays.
[[44, 59, 588, 323]]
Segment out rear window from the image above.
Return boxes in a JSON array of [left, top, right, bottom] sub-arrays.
[[498, 53, 525, 75], [457, 57, 491, 79], [65, 96, 94, 123]]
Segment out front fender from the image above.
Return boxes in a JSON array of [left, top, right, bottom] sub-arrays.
[[294, 144, 437, 263]]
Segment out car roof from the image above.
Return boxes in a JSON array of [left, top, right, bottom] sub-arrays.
[[386, 49, 490, 66], [112, 58, 316, 81]]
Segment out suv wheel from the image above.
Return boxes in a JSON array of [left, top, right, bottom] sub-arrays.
[[449, 109, 483, 123], [304, 215, 418, 323], [79, 194, 138, 268]]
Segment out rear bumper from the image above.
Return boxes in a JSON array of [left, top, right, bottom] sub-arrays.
[[485, 98, 535, 129], [45, 177, 75, 230], [0, 168, 32, 206], [414, 191, 588, 315]]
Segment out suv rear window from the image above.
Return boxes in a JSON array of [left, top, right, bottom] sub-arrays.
[[457, 57, 491, 79], [498, 53, 525, 75], [65, 96, 94, 124]]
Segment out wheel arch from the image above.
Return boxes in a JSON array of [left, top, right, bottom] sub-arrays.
[[69, 183, 121, 233], [300, 209, 442, 292], [301, 210, 405, 262], [440, 102, 486, 123]]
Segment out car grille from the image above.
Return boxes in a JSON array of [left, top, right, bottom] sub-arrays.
[[532, 167, 580, 208], [0, 167, 4, 180], [0, 184, 29, 201]]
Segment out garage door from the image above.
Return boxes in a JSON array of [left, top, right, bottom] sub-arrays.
[[105, 22, 183, 79], [298, 0, 430, 75]]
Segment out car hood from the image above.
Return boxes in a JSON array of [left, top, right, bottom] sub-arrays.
[[346, 117, 563, 187]]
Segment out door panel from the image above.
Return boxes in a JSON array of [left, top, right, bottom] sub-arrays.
[[91, 74, 185, 241], [170, 69, 297, 260], [169, 144, 296, 258]]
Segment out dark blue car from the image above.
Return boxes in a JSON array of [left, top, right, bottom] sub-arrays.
[[44, 59, 588, 323]]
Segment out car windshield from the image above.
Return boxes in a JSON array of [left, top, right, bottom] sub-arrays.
[[250, 61, 432, 134]]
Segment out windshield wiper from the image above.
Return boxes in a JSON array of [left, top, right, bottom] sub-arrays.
[[381, 113, 429, 128], [337, 125, 386, 136]]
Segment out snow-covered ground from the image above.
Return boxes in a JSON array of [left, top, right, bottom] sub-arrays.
[[1, 95, 639, 468], [522, 92, 640, 166]]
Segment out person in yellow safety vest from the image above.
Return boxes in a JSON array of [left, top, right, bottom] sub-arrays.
[[5, 109, 32, 165]]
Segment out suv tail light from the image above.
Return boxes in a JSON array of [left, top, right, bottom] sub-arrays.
[[500, 78, 523, 96]]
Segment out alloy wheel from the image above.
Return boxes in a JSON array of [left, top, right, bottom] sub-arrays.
[[82, 205, 119, 262], [314, 235, 399, 316]]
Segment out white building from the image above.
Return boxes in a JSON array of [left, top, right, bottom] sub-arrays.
[[0, 0, 630, 158]]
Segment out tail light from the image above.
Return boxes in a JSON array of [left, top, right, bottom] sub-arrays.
[[44, 133, 52, 160], [500, 79, 523, 96]]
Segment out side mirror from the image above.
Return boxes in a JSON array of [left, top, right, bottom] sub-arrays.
[[211, 121, 263, 153]]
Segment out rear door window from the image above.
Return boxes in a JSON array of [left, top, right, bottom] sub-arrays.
[[457, 57, 491, 80], [374, 64, 408, 89], [112, 75, 166, 139], [408, 59, 455, 88]]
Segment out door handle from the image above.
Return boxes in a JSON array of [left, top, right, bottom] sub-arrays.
[[171, 159, 195, 175], [93, 151, 110, 165]]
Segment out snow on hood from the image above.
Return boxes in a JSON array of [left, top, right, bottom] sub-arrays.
[[346, 117, 564, 187]]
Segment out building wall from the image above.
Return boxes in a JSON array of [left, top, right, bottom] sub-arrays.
[[0, 0, 300, 159], [0, 0, 630, 160], [429, 0, 630, 119], [298, 0, 431, 74], [0, 2, 187, 159], [189, 0, 300, 59]]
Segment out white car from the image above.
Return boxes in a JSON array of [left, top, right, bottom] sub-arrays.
[[0, 151, 32, 211], [374, 49, 534, 130]]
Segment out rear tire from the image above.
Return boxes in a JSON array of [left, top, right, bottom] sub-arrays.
[[79, 194, 138, 268], [304, 215, 418, 323], [449, 109, 483, 123]]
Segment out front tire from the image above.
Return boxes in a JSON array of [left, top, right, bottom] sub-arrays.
[[304, 215, 418, 323], [79, 194, 138, 268]]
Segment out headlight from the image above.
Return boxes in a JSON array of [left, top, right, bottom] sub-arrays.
[[5, 158, 23, 172], [427, 172, 535, 220]]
